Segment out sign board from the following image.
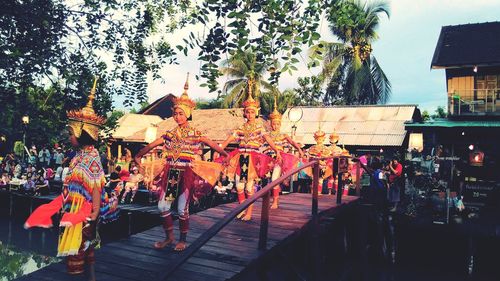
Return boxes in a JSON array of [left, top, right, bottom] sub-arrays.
[[463, 181, 499, 209]]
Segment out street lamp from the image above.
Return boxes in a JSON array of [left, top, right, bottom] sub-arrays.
[[22, 115, 29, 163], [287, 107, 303, 140]]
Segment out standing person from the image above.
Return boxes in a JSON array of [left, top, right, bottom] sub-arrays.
[[219, 80, 281, 221], [24, 78, 117, 279], [134, 74, 228, 251], [54, 148, 64, 168], [38, 147, 46, 169], [305, 126, 333, 194], [263, 97, 303, 209], [43, 147, 51, 167], [387, 157, 403, 212]]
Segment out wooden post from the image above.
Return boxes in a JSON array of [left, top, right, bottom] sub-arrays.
[[337, 172, 344, 205], [310, 161, 320, 281], [128, 212, 133, 236], [356, 161, 361, 196], [312, 162, 319, 217], [258, 190, 270, 250], [118, 144, 122, 160]]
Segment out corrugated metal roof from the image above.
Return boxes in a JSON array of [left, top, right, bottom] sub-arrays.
[[281, 105, 417, 146]]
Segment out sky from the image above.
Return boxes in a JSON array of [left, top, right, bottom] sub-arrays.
[[119, 0, 500, 113]]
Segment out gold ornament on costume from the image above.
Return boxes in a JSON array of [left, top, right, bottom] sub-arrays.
[[67, 77, 106, 141], [269, 95, 282, 121], [173, 72, 196, 118], [242, 79, 260, 111]]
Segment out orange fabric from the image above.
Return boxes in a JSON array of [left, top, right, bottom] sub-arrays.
[[24, 195, 63, 229], [59, 202, 92, 227], [191, 160, 223, 186]]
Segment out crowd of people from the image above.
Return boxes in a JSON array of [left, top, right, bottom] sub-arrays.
[[0, 147, 76, 195]]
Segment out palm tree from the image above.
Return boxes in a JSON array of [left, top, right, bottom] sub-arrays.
[[220, 49, 272, 108], [310, 0, 391, 105], [259, 88, 300, 116]]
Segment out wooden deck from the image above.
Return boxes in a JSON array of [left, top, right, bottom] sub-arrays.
[[16, 193, 358, 281]]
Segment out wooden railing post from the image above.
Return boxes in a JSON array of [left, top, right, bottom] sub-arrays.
[[310, 161, 320, 281], [356, 161, 361, 196], [258, 190, 270, 250], [312, 161, 319, 217]]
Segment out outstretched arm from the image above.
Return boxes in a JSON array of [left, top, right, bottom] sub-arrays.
[[134, 137, 164, 166], [200, 136, 229, 158], [219, 135, 236, 150], [284, 134, 304, 157]]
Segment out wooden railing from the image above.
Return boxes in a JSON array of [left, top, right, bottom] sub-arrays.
[[448, 89, 500, 116], [157, 156, 360, 281]]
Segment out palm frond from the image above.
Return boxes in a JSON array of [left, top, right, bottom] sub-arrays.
[[369, 56, 391, 104]]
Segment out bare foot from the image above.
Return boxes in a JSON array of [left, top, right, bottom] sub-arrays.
[[270, 202, 279, 209], [241, 213, 252, 221], [154, 238, 174, 249], [236, 210, 246, 219], [174, 241, 187, 251]]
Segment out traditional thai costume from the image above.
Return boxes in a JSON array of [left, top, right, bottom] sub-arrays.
[[305, 128, 333, 193], [156, 75, 222, 245], [224, 84, 272, 205], [24, 78, 119, 274], [262, 98, 299, 202]]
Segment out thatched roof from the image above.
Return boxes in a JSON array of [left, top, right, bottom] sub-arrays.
[[125, 108, 269, 143], [110, 113, 163, 140]]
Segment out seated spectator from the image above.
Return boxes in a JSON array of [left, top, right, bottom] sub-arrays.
[[0, 173, 10, 189], [23, 174, 35, 194], [45, 166, 55, 181], [14, 161, 22, 179], [34, 171, 49, 196], [118, 166, 130, 182], [106, 166, 123, 196], [26, 163, 35, 174], [61, 165, 70, 182], [121, 167, 144, 203], [54, 165, 64, 181]]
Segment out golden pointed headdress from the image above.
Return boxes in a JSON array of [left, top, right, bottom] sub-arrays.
[[313, 122, 325, 139], [242, 79, 260, 111], [67, 77, 106, 141], [329, 129, 339, 144], [173, 73, 196, 118], [269, 95, 282, 121], [341, 144, 350, 156]]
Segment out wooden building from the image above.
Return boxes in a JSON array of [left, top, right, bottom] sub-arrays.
[[407, 21, 500, 210]]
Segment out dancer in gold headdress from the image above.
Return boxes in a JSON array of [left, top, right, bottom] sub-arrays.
[[263, 96, 304, 209], [134, 73, 228, 251], [306, 124, 333, 194], [220, 80, 281, 221], [25, 78, 117, 280]]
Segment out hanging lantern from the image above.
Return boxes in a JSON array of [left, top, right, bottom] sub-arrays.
[[144, 126, 158, 144], [469, 149, 484, 167], [409, 133, 423, 152]]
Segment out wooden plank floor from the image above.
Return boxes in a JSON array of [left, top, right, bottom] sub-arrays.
[[16, 194, 358, 281]]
